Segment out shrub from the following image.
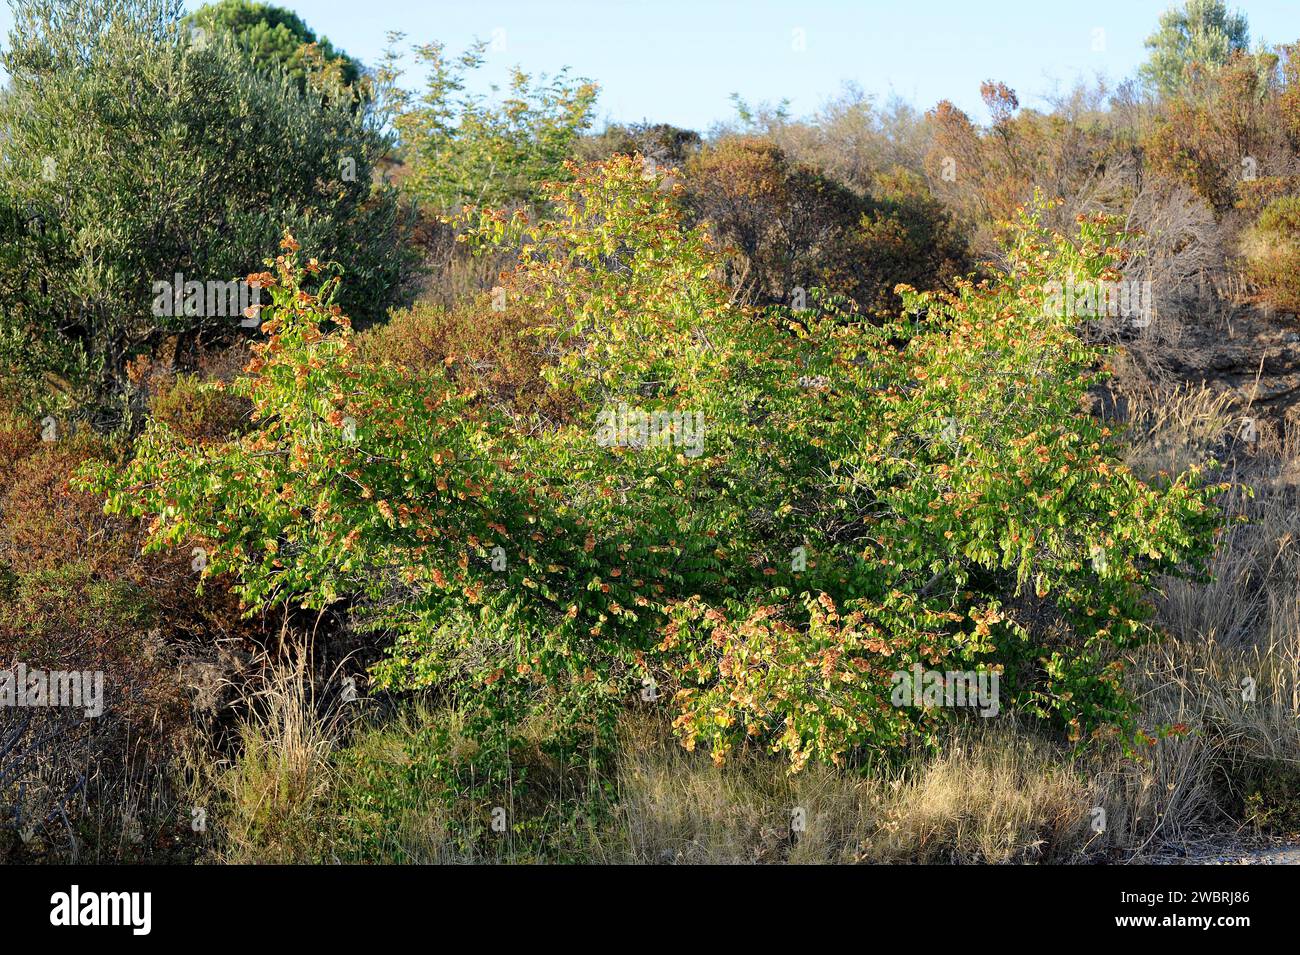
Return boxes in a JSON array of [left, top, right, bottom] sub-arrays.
[[856, 168, 971, 314], [0, 395, 39, 475], [380, 37, 598, 212], [683, 136, 869, 308], [924, 82, 1130, 259], [1142, 50, 1285, 215], [87, 165, 1226, 773], [576, 122, 702, 169], [147, 373, 253, 445], [356, 300, 571, 422], [1, 432, 131, 574], [684, 137, 967, 315], [1242, 195, 1300, 312], [1278, 42, 1300, 148], [0, 374, 274, 860], [723, 86, 931, 199], [0, 0, 414, 404], [0, 426, 251, 639]]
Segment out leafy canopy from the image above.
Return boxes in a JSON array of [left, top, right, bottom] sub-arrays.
[[0, 0, 412, 407], [377, 35, 598, 211], [1140, 0, 1250, 97], [85, 158, 1226, 770], [185, 0, 364, 89]]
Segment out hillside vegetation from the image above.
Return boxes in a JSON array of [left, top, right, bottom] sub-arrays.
[[2, 0, 1298, 864]]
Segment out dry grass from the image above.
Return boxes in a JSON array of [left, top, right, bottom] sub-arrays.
[[1120, 381, 1238, 480], [207, 628, 1300, 865], [208, 648, 349, 864], [1114, 632, 1300, 849], [593, 717, 1094, 864], [1115, 379, 1300, 853]]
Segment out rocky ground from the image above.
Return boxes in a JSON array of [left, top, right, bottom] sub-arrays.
[[1150, 833, 1300, 865]]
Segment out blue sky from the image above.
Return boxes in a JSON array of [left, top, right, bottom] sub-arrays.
[[2, 1, 1298, 128]]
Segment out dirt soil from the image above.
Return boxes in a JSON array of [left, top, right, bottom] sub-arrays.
[[1150, 832, 1300, 865]]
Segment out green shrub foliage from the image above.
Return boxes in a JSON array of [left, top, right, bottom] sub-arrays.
[[0, 0, 413, 404], [86, 159, 1226, 770]]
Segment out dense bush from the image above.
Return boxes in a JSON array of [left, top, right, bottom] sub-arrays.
[[356, 300, 570, 422], [0, 421, 221, 860], [856, 168, 971, 315], [1242, 195, 1300, 312], [576, 121, 702, 169], [684, 136, 864, 307], [684, 137, 967, 315], [0, 417, 252, 643], [0, 0, 413, 406], [146, 372, 253, 445], [88, 161, 1225, 773], [924, 82, 1133, 261], [1142, 50, 1288, 215]]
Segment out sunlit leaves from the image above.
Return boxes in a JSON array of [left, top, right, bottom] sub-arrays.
[[85, 171, 1226, 772]]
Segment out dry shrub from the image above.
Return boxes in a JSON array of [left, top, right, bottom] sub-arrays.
[[124, 343, 254, 445], [924, 81, 1126, 262], [0, 429, 252, 642], [1124, 182, 1225, 321], [358, 299, 572, 423], [684, 136, 966, 314], [147, 373, 252, 445], [0, 398, 38, 474], [737, 85, 931, 198], [684, 135, 866, 307], [1243, 195, 1300, 314], [1, 432, 126, 573], [0, 387, 266, 862], [1142, 52, 1295, 218]]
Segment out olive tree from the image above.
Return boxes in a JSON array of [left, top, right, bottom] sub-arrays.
[[0, 0, 414, 410]]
